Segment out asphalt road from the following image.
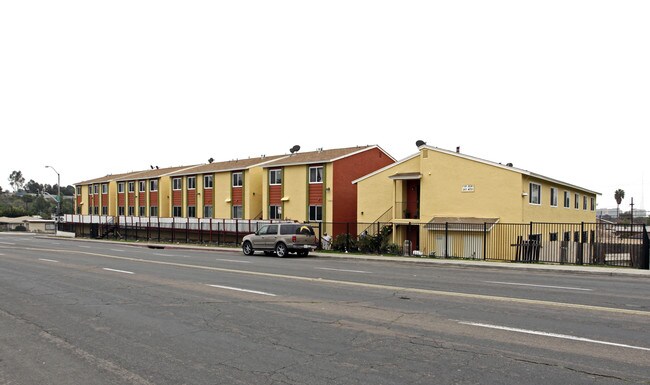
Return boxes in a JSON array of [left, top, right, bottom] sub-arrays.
[[1, 233, 649, 384]]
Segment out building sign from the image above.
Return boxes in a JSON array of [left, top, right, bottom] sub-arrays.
[[462, 184, 475, 193]]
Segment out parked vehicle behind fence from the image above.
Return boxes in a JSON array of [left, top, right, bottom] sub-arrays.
[[242, 223, 318, 257]]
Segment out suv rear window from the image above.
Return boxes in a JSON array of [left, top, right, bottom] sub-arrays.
[[280, 224, 314, 235]]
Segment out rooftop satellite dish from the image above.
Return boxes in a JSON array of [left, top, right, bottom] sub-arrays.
[[290, 145, 301, 154], [208, 157, 214, 164], [416, 140, 426, 147]]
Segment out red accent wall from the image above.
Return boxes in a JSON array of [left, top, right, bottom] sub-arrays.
[[203, 189, 213, 205], [406, 180, 420, 219], [269, 185, 282, 205], [309, 183, 323, 205], [118, 193, 125, 206], [232, 187, 243, 205], [187, 190, 196, 206], [172, 190, 182, 206], [332, 148, 395, 236], [138, 192, 146, 207], [150, 191, 158, 206], [128, 193, 135, 207]]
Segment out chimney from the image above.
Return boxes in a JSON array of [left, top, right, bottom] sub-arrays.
[[456, 146, 460, 153]]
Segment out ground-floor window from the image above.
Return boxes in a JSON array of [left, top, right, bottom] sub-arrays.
[[172, 206, 182, 217], [150, 206, 158, 217], [102, 206, 108, 215], [118, 206, 125, 216], [232, 205, 243, 219], [139, 206, 146, 216], [269, 205, 282, 219], [187, 206, 196, 218], [128, 206, 135, 216], [309, 205, 322, 221], [204, 205, 213, 218]]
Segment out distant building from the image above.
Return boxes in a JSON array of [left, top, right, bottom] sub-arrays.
[[597, 208, 648, 218]]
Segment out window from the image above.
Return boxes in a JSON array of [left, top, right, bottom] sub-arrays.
[[269, 205, 282, 219], [128, 182, 135, 193], [118, 206, 125, 216], [564, 191, 570, 208], [187, 206, 196, 218], [139, 206, 146, 216], [550, 187, 558, 207], [232, 172, 243, 187], [172, 206, 182, 217], [150, 206, 158, 217], [94, 207, 99, 215], [574, 193, 579, 209], [102, 206, 108, 215], [187, 176, 196, 190], [139, 181, 146, 192], [128, 206, 135, 216], [590, 197, 595, 211], [232, 205, 243, 219], [583, 195, 587, 210], [173, 178, 182, 190], [76, 186, 81, 195], [309, 166, 323, 184], [118, 183, 124, 193], [93, 184, 99, 194], [549, 232, 558, 242], [269, 169, 282, 185], [204, 175, 213, 189], [529, 183, 541, 205], [264, 225, 278, 235], [204, 205, 213, 218], [101, 184, 108, 194], [150, 180, 158, 191], [309, 205, 323, 221]]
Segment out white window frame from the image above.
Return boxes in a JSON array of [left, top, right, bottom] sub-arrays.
[[139, 181, 146, 193], [564, 191, 570, 208], [128, 182, 135, 193], [139, 206, 146, 217], [574, 193, 579, 209], [118, 206, 125, 216], [187, 205, 196, 218], [172, 178, 182, 190], [204, 205, 213, 218], [204, 175, 213, 189], [76, 186, 82, 195], [232, 205, 243, 219], [150, 206, 158, 217], [172, 206, 182, 217], [93, 184, 99, 194], [269, 205, 282, 219], [550, 187, 558, 207], [309, 205, 323, 221], [529, 183, 541, 205], [232, 172, 243, 187], [150, 180, 158, 192], [128, 206, 135, 216], [187, 176, 196, 190], [269, 169, 282, 185], [309, 166, 323, 184], [118, 183, 124, 193], [102, 184, 108, 194]]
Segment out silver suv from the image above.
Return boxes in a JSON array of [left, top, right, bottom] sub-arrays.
[[242, 223, 318, 257]]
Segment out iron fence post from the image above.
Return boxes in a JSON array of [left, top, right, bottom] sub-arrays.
[[444, 222, 448, 258], [483, 222, 487, 260]]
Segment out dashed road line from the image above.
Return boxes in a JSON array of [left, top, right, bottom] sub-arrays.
[[207, 284, 275, 296], [38, 258, 59, 263], [102, 268, 134, 275], [484, 281, 592, 291]]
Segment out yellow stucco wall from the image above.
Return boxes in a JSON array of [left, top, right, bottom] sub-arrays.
[[282, 165, 308, 222], [159, 176, 172, 217], [245, 168, 264, 219], [214, 173, 231, 218], [521, 176, 597, 222]]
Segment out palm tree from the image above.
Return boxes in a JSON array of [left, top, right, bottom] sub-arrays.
[[614, 189, 625, 219]]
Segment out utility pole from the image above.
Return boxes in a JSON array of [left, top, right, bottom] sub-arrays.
[[45, 166, 61, 227]]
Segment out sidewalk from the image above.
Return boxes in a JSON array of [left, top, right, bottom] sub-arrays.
[[48, 235, 650, 278]]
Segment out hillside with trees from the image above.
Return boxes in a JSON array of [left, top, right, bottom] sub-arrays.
[[1, 170, 75, 218]]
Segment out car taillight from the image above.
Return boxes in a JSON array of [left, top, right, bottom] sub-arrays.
[[292, 235, 297, 242]]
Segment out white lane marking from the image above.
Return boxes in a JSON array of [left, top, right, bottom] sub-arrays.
[[215, 258, 251, 264], [207, 284, 276, 297], [50, 242, 61, 245], [38, 258, 59, 263], [110, 249, 125, 252], [316, 267, 372, 274], [484, 281, 592, 291], [458, 321, 650, 352], [0, 241, 16, 245], [153, 253, 187, 258], [102, 268, 134, 275], [78, 245, 92, 249]]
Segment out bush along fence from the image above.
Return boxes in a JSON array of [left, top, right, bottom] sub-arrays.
[[59, 215, 649, 269]]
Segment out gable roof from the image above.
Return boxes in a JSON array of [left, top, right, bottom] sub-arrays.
[[262, 145, 394, 168], [354, 145, 600, 195], [76, 171, 146, 185], [168, 155, 288, 177], [114, 165, 199, 181]]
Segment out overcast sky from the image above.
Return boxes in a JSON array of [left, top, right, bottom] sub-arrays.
[[1, 1, 648, 211]]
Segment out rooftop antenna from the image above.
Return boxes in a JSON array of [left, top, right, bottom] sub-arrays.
[[150, 165, 154, 169], [156, 166, 159, 169]]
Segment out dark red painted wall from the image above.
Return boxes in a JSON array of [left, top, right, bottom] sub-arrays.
[[269, 185, 282, 205], [187, 190, 196, 206], [309, 183, 323, 205], [332, 148, 394, 235], [232, 187, 243, 205], [172, 191, 182, 206], [203, 189, 213, 205], [150, 191, 158, 206]]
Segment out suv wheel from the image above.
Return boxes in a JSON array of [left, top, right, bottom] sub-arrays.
[[275, 242, 288, 258], [242, 241, 254, 256]]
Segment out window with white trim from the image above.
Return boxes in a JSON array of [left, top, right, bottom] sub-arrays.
[[128, 182, 135, 193], [204, 205, 213, 218], [128, 206, 135, 216], [172, 206, 182, 217], [232, 205, 243, 219], [564, 191, 570, 208], [118, 206, 125, 216], [102, 206, 108, 215], [150, 180, 158, 191], [187, 206, 196, 218], [269, 169, 282, 185], [550, 187, 558, 207], [187, 176, 196, 190], [118, 183, 124, 193], [173, 178, 182, 190], [139, 181, 146, 193], [574, 193, 579, 209], [529, 183, 541, 205], [93, 184, 99, 194], [269, 205, 282, 219], [76, 186, 81, 195], [139, 206, 146, 216], [150, 206, 158, 217], [309, 205, 323, 221], [309, 167, 323, 184], [204, 175, 213, 189], [232, 172, 243, 187], [102, 184, 108, 194]]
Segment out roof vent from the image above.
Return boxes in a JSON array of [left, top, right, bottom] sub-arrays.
[[506, 163, 513, 167], [456, 146, 460, 153]]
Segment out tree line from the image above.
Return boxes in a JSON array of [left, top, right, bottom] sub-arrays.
[[0, 170, 75, 218]]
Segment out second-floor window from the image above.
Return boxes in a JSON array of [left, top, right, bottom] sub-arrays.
[[232, 172, 243, 187], [550, 187, 558, 207], [118, 183, 124, 193], [139, 181, 146, 193], [102, 184, 108, 194], [204, 175, 213, 189], [309, 166, 323, 184], [187, 176, 196, 190], [128, 182, 135, 193], [529, 183, 541, 205], [173, 178, 182, 190], [269, 169, 282, 185], [564, 191, 570, 208], [150, 180, 158, 191]]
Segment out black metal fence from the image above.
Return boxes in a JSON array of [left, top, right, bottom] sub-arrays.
[[59, 216, 649, 269]]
